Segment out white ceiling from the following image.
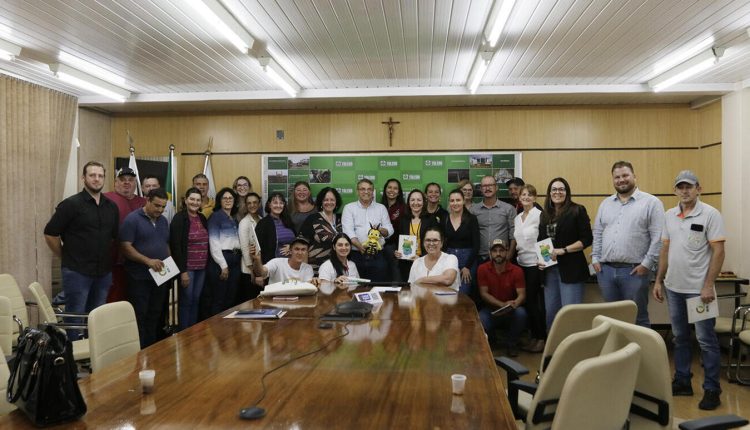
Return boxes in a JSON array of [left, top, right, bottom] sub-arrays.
[[1, 0, 749, 113]]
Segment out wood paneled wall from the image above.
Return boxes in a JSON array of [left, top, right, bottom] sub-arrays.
[[78, 108, 113, 191], [110, 103, 721, 217]]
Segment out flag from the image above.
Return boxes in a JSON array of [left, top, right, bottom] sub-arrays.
[[129, 149, 143, 197], [202, 151, 216, 199], [166, 145, 176, 206]]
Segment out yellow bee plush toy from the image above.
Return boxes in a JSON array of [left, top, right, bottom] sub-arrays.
[[363, 223, 382, 256]]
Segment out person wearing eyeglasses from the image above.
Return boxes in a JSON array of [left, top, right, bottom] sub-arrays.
[[537, 177, 593, 331], [206, 187, 241, 317], [470, 175, 517, 265], [407, 227, 460, 291], [341, 178, 394, 282]]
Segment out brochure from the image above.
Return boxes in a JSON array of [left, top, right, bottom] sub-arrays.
[[398, 235, 418, 260], [535, 238, 558, 267], [148, 256, 179, 286], [686, 292, 719, 323]]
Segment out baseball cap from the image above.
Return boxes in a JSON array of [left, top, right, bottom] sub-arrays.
[[116, 167, 137, 177], [289, 236, 310, 248], [674, 170, 698, 187], [489, 238, 508, 250]]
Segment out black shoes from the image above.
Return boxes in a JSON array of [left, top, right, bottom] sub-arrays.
[[698, 390, 721, 410], [672, 379, 693, 396]]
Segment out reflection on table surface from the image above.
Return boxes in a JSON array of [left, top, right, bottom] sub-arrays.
[[1, 283, 515, 429]]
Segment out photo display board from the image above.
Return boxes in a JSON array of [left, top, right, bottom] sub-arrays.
[[262, 152, 522, 207]]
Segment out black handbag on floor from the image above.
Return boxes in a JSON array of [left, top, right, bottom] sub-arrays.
[[7, 324, 87, 426]]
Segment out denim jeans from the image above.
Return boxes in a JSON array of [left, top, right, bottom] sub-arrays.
[[543, 265, 584, 332], [447, 247, 476, 296], [61, 267, 111, 340], [597, 263, 651, 327], [179, 270, 205, 330], [479, 306, 528, 346], [665, 288, 721, 391]]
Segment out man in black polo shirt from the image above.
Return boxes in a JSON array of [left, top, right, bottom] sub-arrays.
[[44, 161, 119, 339]]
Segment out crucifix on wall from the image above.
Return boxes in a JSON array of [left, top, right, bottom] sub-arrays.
[[381, 117, 400, 147]]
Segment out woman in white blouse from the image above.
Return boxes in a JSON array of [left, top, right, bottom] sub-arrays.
[[318, 233, 360, 283], [408, 228, 460, 291], [513, 184, 545, 352]]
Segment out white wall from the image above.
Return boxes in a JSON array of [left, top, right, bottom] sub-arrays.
[[721, 88, 750, 277]]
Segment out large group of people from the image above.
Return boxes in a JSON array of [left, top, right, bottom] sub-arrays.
[[44, 159, 726, 410]]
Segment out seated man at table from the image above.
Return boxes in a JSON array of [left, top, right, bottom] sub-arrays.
[[478, 238, 527, 357], [252, 236, 318, 285]]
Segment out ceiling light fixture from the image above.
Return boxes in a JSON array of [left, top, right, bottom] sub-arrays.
[[50, 63, 131, 102], [467, 51, 494, 94], [58, 51, 127, 86], [0, 38, 22, 61], [484, 0, 516, 48], [259, 57, 300, 97], [186, 0, 255, 54], [648, 47, 723, 92]]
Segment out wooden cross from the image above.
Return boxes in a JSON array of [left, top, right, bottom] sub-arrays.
[[381, 117, 400, 147]]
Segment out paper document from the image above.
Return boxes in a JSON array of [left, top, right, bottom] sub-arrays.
[[686, 293, 719, 323], [371, 286, 402, 293], [148, 256, 179, 286], [398, 235, 418, 260]]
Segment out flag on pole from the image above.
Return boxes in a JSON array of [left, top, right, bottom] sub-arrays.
[[202, 150, 216, 199], [166, 144, 177, 206], [128, 147, 143, 197]]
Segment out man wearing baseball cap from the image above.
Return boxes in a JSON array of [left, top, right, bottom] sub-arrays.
[[653, 170, 726, 410], [104, 166, 147, 302], [477, 238, 527, 357], [252, 236, 318, 285]]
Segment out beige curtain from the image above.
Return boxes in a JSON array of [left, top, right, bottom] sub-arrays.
[[0, 75, 77, 295]]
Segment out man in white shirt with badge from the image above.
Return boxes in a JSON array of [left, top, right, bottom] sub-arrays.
[[653, 170, 725, 411]]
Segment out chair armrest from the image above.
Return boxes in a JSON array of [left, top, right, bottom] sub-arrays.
[[46, 322, 88, 330], [508, 379, 538, 420], [54, 312, 89, 319], [494, 356, 530, 379], [678, 415, 749, 430], [509, 380, 538, 395]]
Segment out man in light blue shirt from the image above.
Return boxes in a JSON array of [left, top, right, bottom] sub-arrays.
[[591, 161, 664, 327], [342, 178, 394, 282]]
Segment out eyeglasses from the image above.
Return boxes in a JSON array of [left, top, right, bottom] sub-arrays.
[[221, 196, 235, 201], [424, 238, 442, 244], [550, 188, 566, 193], [480, 184, 496, 189]]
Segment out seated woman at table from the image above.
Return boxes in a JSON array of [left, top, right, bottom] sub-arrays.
[[255, 192, 296, 264], [394, 189, 436, 281], [299, 187, 342, 271], [318, 233, 360, 283], [408, 227, 460, 291]]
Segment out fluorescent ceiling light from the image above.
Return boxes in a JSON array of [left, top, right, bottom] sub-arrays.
[[467, 51, 494, 94], [651, 35, 714, 79], [50, 63, 131, 102], [0, 38, 22, 61], [186, 0, 255, 54], [648, 48, 722, 92], [259, 57, 300, 97], [58, 51, 127, 86], [484, 0, 516, 48]]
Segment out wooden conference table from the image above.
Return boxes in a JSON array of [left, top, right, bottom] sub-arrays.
[[1, 282, 516, 429]]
